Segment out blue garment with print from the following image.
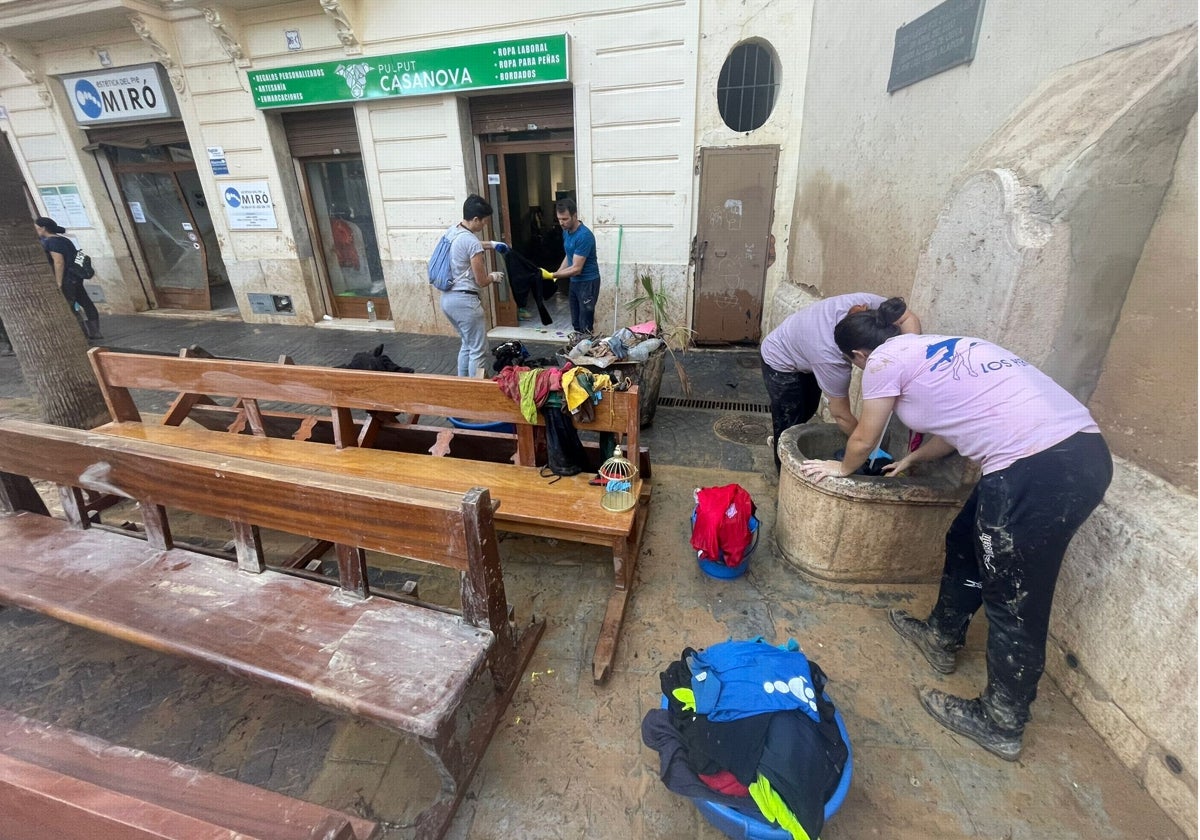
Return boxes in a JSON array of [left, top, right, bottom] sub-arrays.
[[689, 638, 821, 723]]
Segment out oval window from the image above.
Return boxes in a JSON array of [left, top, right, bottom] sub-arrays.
[[717, 41, 780, 132]]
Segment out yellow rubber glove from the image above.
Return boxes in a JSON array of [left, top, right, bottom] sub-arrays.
[[540, 268, 555, 281]]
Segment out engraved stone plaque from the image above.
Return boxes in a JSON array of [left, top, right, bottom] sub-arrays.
[[888, 0, 986, 93]]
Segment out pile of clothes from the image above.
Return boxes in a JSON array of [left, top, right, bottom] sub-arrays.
[[494, 363, 612, 425], [642, 638, 849, 840], [565, 321, 664, 368], [494, 360, 615, 478]]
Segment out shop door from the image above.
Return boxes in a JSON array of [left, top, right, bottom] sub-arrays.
[[692, 146, 778, 344], [110, 143, 218, 310], [479, 139, 574, 329], [299, 157, 387, 320]]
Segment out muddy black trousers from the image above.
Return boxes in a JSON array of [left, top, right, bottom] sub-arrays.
[[761, 360, 823, 469], [62, 274, 99, 324], [928, 431, 1113, 731]]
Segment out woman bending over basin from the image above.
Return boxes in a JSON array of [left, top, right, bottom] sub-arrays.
[[798, 305, 1112, 762]]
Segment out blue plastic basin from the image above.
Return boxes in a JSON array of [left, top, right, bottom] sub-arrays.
[[692, 511, 760, 579], [448, 417, 516, 433], [660, 692, 853, 839]]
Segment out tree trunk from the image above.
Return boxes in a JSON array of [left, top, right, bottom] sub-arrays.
[[0, 133, 108, 430]]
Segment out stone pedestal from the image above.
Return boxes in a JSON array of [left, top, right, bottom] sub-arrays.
[[775, 423, 973, 583]]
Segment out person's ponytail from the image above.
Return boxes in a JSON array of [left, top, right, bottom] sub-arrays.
[[835, 296, 909, 355], [877, 297, 908, 327]]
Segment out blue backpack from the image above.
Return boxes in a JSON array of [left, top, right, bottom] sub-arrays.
[[428, 226, 464, 292]]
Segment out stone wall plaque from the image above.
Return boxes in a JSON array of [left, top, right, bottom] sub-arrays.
[[887, 0, 986, 93]]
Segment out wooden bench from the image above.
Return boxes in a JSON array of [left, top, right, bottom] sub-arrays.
[[87, 348, 651, 682], [0, 418, 543, 840], [0, 708, 380, 840], [161, 345, 652, 476]]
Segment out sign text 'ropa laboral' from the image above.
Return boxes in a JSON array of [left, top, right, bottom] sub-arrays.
[[60, 64, 178, 125], [248, 35, 569, 109]]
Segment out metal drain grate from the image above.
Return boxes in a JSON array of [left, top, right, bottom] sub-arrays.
[[656, 396, 771, 414]]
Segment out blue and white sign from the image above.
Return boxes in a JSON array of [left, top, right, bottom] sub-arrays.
[[222, 180, 277, 230], [60, 64, 177, 125], [207, 145, 229, 175]]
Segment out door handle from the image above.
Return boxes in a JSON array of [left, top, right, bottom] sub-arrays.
[[696, 239, 708, 272]]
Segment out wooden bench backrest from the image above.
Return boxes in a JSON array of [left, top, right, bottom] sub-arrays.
[[0, 419, 512, 654], [0, 710, 379, 840], [88, 348, 641, 453]]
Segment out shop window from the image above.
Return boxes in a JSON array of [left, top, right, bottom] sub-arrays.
[[717, 41, 780, 132]]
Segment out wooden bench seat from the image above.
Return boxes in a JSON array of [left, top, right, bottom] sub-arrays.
[[88, 348, 651, 682], [0, 512, 493, 739], [94, 420, 643, 542], [0, 418, 543, 839], [0, 708, 380, 840]]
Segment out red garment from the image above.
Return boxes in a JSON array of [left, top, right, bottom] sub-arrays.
[[494, 365, 530, 404], [330, 217, 361, 270], [691, 484, 755, 567], [698, 770, 751, 797]]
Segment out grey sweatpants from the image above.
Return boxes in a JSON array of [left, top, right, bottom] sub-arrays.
[[440, 290, 487, 377]]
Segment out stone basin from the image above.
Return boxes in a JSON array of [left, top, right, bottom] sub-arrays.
[[776, 423, 976, 583]]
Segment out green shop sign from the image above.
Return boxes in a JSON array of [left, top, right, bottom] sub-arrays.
[[249, 34, 569, 109]]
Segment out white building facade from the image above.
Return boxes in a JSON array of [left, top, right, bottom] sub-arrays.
[[0, 0, 811, 343]]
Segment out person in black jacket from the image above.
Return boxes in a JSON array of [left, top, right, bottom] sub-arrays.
[[34, 216, 101, 340]]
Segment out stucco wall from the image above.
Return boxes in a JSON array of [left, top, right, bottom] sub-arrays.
[[1089, 115, 1198, 491], [908, 27, 1197, 403], [0, 32, 148, 312], [787, 0, 1198, 303]]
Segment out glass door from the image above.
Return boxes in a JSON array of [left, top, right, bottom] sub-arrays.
[[118, 169, 209, 310], [177, 169, 231, 307], [301, 157, 387, 320], [480, 139, 575, 333], [108, 141, 224, 311], [484, 152, 516, 327]]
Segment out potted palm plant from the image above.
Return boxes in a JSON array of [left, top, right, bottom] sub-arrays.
[[624, 269, 692, 426]]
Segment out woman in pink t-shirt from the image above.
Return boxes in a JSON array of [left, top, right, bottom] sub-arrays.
[[799, 304, 1112, 763]]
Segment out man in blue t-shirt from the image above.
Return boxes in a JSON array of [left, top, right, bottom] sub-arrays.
[[549, 198, 600, 335]]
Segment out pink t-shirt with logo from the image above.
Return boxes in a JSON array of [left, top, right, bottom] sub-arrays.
[[760, 293, 886, 397], [862, 333, 1100, 474]]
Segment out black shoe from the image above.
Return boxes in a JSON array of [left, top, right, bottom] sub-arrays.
[[889, 608, 957, 674], [919, 688, 1023, 761]]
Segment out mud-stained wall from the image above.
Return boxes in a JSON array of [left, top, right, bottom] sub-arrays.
[[787, 1, 1198, 303], [1089, 116, 1197, 492], [908, 27, 1197, 404]]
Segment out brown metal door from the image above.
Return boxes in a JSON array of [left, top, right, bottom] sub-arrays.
[[692, 146, 778, 344]]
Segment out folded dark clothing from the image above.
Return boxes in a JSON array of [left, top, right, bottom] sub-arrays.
[[640, 709, 765, 820]]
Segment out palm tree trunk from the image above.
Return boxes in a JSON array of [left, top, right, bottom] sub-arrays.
[[0, 131, 108, 429]]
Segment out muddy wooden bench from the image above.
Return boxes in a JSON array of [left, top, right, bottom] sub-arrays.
[[0, 708, 380, 840], [87, 348, 651, 682], [0, 418, 543, 840]]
